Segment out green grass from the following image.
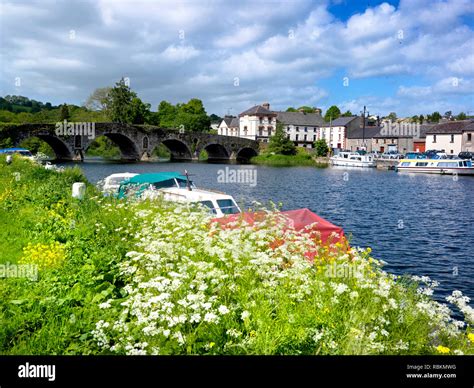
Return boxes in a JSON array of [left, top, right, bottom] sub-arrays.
[[0, 156, 473, 355], [251, 149, 328, 167]]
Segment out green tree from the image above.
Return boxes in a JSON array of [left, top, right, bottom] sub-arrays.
[[59, 104, 70, 121], [428, 112, 441, 123], [107, 78, 135, 123], [411, 115, 419, 123], [157, 101, 178, 128], [171, 98, 210, 131], [268, 122, 296, 155], [324, 105, 341, 122], [129, 97, 151, 124], [387, 112, 397, 121], [106, 78, 151, 124], [456, 112, 467, 120], [296, 106, 314, 113], [419, 114, 424, 124], [286, 107, 297, 112], [314, 139, 329, 157], [341, 110, 353, 117]]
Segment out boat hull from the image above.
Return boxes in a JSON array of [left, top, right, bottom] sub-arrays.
[[397, 167, 474, 175], [330, 160, 375, 168]]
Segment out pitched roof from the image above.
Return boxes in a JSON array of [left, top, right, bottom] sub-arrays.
[[346, 126, 382, 139], [223, 115, 235, 126], [321, 116, 360, 127], [425, 120, 474, 134], [229, 117, 239, 128], [239, 105, 276, 117], [275, 111, 324, 126]]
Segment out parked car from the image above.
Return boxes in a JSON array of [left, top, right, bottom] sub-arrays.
[[382, 152, 404, 159], [458, 151, 473, 160]]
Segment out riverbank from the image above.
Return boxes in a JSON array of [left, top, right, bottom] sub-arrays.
[[251, 150, 329, 167], [1, 156, 473, 355]]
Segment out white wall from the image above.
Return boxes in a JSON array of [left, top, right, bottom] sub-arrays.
[[425, 134, 462, 155], [318, 126, 346, 149], [239, 115, 276, 140]]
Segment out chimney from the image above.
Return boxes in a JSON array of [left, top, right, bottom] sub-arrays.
[[262, 102, 270, 110], [313, 108, 322, 116]]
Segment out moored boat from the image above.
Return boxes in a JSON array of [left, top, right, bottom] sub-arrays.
[[330, 151, 375, 168], [396, 158, 474, 175]]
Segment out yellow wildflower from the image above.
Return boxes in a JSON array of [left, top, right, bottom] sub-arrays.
[[436, 345, 450, 354], [468, 333, 474, 343]]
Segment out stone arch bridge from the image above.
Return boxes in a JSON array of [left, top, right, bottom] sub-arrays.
[[3, 123, 259, 162]]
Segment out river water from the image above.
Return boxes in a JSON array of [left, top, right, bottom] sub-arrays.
[[58, 159, 474, 307]]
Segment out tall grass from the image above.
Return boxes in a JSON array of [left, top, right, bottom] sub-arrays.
[[0, 156, 473, 355]]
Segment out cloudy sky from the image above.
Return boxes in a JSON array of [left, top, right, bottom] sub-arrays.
[[0, 0, 473, 117]]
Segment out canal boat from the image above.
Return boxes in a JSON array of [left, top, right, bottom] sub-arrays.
[[151, 187, 241, 218], [102, 173, 138, 195], [115, 172, 194, 198], [116, 171, 241, 217], [396, 158, 474, 175], [330, 152, 375, 168]]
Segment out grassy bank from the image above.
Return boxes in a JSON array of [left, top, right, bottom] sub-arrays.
[[251, 150, 329, 167], [0, 157, 473, 355]]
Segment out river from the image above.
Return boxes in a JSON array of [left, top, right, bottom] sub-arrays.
[[58, 159, 474, 308]]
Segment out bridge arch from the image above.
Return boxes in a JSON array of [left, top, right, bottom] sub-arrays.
[[161, 138, 193, 160], [236, 147, 258, 163], [98, 132, 141, 161], [18, 134, 73, 160], [202, 143, 230, 161]]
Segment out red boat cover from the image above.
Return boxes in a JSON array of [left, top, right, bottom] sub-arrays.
[[212, 208, 345, 245]]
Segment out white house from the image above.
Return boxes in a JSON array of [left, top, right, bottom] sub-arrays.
[[218, 115, 240, 137], [275, 111, 324, 147], [425, 120, 474, 155], [238, 103, 277, 142], [319, 116, 361, 150]]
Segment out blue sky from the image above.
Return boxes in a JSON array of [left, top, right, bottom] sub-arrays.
[[0, 0, 473, 117]]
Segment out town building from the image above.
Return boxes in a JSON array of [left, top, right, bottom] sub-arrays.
[[276, 111, 324, 148], [425, 120, 474, 155], [319, 116, 361, 150], [238, 103, 277, 142], [218, 115, 240, 137]]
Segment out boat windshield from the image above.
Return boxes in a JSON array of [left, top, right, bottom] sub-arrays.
[[217, 199, 240, 215], [198, 200, 217, 214], [176, 178, 194, 188]]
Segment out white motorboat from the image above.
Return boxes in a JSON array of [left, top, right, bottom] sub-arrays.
[[396, 158, 474, 175], [330, 152, 375, 168]]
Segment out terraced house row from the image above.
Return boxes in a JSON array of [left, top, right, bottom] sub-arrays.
[[218, 102, 474, 154]]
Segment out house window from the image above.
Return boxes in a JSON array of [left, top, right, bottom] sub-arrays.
[[244, 126, 248, 135], [295, 134, 299, 141], [287, 126, 290, 131], [376, 139, 378, 144], [450, 134, 454, 143], [296, 127, 299, 131], [259, 117, 263, 124], [451, 150, 454, 154], [468, 133, 472, 141], [268, 127, 272, 136], [258, 126, 264, 136], [304, 134, 307, 141], [304, 127, 308, 132], [433, 135, 436, 143], [313, 135, 316, 141]]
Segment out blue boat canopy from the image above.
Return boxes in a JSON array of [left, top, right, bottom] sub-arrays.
[[117, 172, 190, 198]]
